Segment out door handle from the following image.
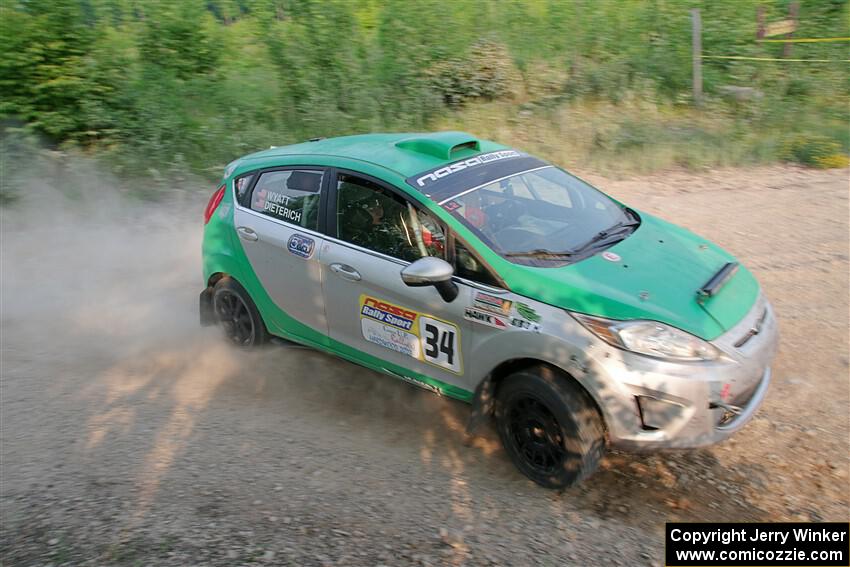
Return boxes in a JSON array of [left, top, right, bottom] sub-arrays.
[[236, 226, 258, 241], [330, 263, 361, 282]]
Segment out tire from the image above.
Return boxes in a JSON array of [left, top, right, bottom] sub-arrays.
[[212, 277, 269, 347], [495, 365, 605, 489]]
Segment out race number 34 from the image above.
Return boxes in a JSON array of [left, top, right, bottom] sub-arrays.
[[419, 316, 461, 373]]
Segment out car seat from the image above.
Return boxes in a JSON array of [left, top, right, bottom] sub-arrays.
[[339, 201, 373, 246]]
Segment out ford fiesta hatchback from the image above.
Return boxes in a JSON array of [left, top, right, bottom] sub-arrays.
[[200, 132, 778, 488]]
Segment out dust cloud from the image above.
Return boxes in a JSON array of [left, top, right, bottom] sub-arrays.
[[0, 146, 461, 431], [1, 151, 209, 355]]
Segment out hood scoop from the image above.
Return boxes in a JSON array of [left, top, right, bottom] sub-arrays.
[[395, 132, 481, 160], [697, 262, 739, 303]]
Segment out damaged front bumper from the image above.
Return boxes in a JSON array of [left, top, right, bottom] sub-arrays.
[[589, 294, 779, 450]]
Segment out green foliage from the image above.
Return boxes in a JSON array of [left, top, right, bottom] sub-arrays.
[[781, 135, 847, 168], [0, 0, 99, 140], [0, 0, 846, 180], [426, 40, 519, 106], [138, 1, 221, 79]]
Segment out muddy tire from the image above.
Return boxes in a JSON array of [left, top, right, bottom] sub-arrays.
[[212, 277, 269, 347], [495, 365, 605, 489]]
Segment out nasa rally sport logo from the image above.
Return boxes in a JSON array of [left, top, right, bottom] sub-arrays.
[[415, 150, 522, 188], [287, 234, 315, 259], [361, 297, 417, 331]]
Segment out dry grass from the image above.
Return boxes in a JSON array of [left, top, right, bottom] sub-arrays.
[[434, 98, 792, 176]]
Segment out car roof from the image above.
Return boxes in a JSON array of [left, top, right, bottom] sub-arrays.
[[233, 132, 511, 179]]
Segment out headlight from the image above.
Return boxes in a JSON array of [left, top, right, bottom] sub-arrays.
[[571, 313, 720, 361]]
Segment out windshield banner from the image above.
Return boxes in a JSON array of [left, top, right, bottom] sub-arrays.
[[405, 151, 547, 201]]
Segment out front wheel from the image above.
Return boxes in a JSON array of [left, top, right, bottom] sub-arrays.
[[212, 277, 269, 347], [495, 365, 605, 488]]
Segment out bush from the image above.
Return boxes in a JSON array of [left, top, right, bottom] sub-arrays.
[[814, 154, 850, 169], [426, 40, 519, 107], [781, 135, 847, 168]]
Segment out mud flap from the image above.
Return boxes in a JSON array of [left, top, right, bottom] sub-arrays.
[[199, 288, 215, 326], [466, 375, 496, 436]]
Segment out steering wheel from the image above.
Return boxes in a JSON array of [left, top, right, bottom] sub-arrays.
[[486, 200, 527, 232]]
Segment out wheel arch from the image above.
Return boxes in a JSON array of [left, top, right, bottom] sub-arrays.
[[202, 272, 272, 336], [466, 357, 608, 437], [207, 271, 228, 288]]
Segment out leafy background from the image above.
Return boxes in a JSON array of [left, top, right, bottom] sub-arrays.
[[1, 0, 847, 192]]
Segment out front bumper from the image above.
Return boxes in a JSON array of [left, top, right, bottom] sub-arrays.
[[585, 294, 779, 450]]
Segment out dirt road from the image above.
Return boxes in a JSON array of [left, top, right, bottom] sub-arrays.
[[2, 163, 848, 566]]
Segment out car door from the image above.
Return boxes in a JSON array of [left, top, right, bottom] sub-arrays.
[[233, 167, 329, 339], [318, 170, 477, 393]]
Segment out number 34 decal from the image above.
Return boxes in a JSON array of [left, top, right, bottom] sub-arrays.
[[419, 316, 462, 374]]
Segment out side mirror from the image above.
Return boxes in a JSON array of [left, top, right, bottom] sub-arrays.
[[400, 257, 459, 302]]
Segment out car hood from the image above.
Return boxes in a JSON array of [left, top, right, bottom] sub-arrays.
[[504, 213, 760, 341]]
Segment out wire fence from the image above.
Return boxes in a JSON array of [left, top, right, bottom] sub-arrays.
[[704, 37, 850, 63]]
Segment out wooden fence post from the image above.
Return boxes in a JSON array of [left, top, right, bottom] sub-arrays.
[[691, 8, 702, 106], [784, 2, 800, 58]]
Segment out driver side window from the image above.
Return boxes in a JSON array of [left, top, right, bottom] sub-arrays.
[[454, 238, 500, 287], [336, 174, 446, 262]]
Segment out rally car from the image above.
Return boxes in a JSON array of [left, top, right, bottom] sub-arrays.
[[200, 132, 778, 488]]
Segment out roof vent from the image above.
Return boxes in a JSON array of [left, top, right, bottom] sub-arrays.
[[395, 132, 481, 160]]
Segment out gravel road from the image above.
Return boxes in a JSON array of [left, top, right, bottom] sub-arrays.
[[2, 162, 848, 566]]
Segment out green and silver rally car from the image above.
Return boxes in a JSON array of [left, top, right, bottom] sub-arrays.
[[200, 132, 778, 488]]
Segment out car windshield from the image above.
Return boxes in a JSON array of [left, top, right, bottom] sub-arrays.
[[439, 166, 635, 266]]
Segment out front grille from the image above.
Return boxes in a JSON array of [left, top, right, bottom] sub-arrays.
[[733, 308, 768, 348]]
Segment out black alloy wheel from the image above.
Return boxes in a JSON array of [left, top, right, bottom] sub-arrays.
[[495, 365, 605, 489], [505, 396, 568, 476], [212, 277, 268, 347]]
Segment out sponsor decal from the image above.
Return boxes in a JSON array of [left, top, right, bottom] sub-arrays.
[[358, 296, 462, 374], [510, 317, 541, 333], [514, 302, 541, 323], [442, 200, 461, 212], [464, 308, 508, 330], [601, 251, 621, 262], [720, 383, 731, 402], [361, 297, 417, 331], [415, 150, 523, 188], [473, 292, 512, 315], [361, 318, 420, 358], [287, 234, 315, 259]]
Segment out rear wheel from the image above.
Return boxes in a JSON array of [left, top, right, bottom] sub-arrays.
[[495, 365, 605, 488], [212, 277, 269, 347]]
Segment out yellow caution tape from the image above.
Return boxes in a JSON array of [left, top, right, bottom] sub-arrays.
[[757, 37, 850, 43], [702, 55, 850, 62]]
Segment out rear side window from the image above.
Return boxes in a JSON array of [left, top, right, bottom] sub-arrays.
[[234, 173, 255, 204], [250, 170, 323, 230]]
